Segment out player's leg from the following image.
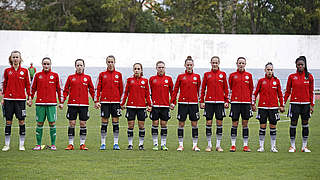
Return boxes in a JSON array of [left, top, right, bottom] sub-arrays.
[[301, 104, 311, 152], [150, 108, 159, 150], [33, 106, 45, 150], [79, 107, 89, 150], [159, 107, 170, 151], [229, 104, 240, 152], [177, 104, 187, 151], [137, 109, 147, 150], [204, 103, 213, 152], [241, 104, 252, 152], [47, 106, 57, 150], [2, 100, 14, 151], [269, 109, 280, 152], [65, 106, 76, 150], [16, 100, 27, 151], [256, 108, 267, 152], [126, 108, 135, 150], [288, 104, 299, 152], [111, 103, 121, 150], [215, 103, 225, 152], [100, 104, 110, 150], [190, 104, 200, 151]]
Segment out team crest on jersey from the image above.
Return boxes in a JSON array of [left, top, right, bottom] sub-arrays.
[[245, 75, 249, 80], [153, 79, 157, 83], [50, 75, 54, 79], [20, 71, 24, 75], [273, 81, 277, 85], [193, 77, 197, 80], [8, 71, 12, 75], [131, 80, 135, 84], [83, 77, 87, 82], [141, 80, 145, 85], [39, 75, 43, 79], [208, 74, 212, 78], [72, 78, 76, 81], [262, 81, 267, 85], [234, 75, 238, 79], [165, 79, 168, 83], [293, 76, 298, 80], [219, 74, 223, 78], [103, 75, 107, 78], [183, 76, 187, 80], [115, 75, 119, 79]]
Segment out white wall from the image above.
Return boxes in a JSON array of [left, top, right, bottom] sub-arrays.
[[0, 30, 319, 69]]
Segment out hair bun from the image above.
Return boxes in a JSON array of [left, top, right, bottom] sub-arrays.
[[187, 56, 192, 59]]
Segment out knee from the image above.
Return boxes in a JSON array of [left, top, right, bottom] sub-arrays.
[[18, 120, 25, 125], [302, 120, 309, 125], [80, 121, 86, 127]]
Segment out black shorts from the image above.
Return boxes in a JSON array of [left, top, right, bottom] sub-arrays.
[[287, 104, 311, 121], [101, 103, 122, 118], [256, 108, 280, 125], [125, 108, 147, 121], [3, 100, 26, 121], [204, 103, 226, 120], [66, 106, 89, 121], [229, 103, 253, 121], [177, 104, 200, 122], [150, 107, 171, 121]]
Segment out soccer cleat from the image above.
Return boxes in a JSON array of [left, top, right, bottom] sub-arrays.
[[65, 144, 74, 150], [161, 145, 168, 151], [32, 145, 41, 151], [270, 147, 278, 153], [301, 147, 311, 153], [113, 144, 120, 150], [230, 145, 236, 152], [100, 144, 106, 150], [41, 145, 47, 150], [127, 145, 133, 150], [216, 147, 224, 152], [192, 146, 200, 152], [19, 145, 25, 151], [177, 145, 184, 151], [50, 145, 57, 151], [205, 146, 212, 152], [243, 146, 251, 152], [288, 146, 296, 152], [2, 145, 10, 152], [80, 144, 88, 150], [152, 145, 159, 151], [257, 147, 265, 152], [139, 145, 145, 151]]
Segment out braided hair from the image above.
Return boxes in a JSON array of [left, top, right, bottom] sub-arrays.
[[295, 56, 309, 80]]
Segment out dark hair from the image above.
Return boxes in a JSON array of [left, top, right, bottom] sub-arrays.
[[265, 62, 277, 79], [106, 55, 115, 62], [156, 61, 165, 66], [133, 62, 143, 76], [75, 59, 85, 67], [42, 57, 51, 63], [237, 57, 246, 62], [185, 56, 193, 64], [9, 50, 22, 66], [211, 56, 220, 62], [295, 56, 309, 80]]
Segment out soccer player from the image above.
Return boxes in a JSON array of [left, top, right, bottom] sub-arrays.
[[200, 56, 229, 152], [63, 59, 95, 150], [228, 57, 254, 152], [170, 56, 201, 152], [284, 56, 314, 153], [149, 61, 174, 151], [30, 57, 64, 151], [121, 63, 152, 150], [28, 62, 36, 82], [252, 62, 285, 153], [95, 55, 123, 150], [1, 50, 32, 151]]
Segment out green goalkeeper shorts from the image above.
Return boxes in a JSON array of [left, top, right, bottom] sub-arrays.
[[36, 105, 57, 123]]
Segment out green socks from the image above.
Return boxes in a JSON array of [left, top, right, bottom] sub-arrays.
[[36, 125, 43, 145], [50, 125, 56, 146]]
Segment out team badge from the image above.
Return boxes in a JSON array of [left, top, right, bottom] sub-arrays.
[[50, 75, 54, 79], [20, 71, 24, 75], [234, 75, 238, 79], [245, 75, 249, 80], [131, 80, 135, 84], [103, 75, 107, 78], [193, 77, 197, 80], [141, 80, 145, 85], [273, 81, 276, 85], [165, 79, 168, 83], [115, 75, 119, 79], [153, 79, 157, 83], [208, 74, 212, 78], [39, 75, 43, 79], [262, 81, 267, 85], [183, 76, 186, 80], [72, 78, 76, 81], [8, 71, 12, 75], [219, 74, 223, 78], [83, 78, 87, 82], [293, 76, 298, 80]]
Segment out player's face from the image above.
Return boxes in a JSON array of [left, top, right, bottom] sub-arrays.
[[265, 64, 273, 78], [156, 63, 165, 75], [133, 64, 142, 77], [211, 58, 220, 71], [11, 52, 21, 66], [185, 60, 194, 73], [237, 58, 246, 72], [106, 57, 115, 71], [42, 59, 51, 72], [296, 60, 305, 72], [75, 61, 84, 74]]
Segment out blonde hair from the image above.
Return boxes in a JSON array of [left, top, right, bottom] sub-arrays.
[[9, 50, 22, 66]]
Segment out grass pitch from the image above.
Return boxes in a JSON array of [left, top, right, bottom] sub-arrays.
[[0, 100, 319, 179]]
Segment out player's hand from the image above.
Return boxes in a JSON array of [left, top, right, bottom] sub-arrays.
[[170, 103, 175, 110], [147, 106, 152, 112], [279, 106, 285, 113], [121, 105, 126, 110], [58, 104, 63, 110], [200, 103, 205, 109], [95, 102, 101, 109], [27, 99, 32, 107], [252, 104, 256, 112], [224, 103, 229, 109], [310, 106, 314, 114], [1, 99, 4, 105]]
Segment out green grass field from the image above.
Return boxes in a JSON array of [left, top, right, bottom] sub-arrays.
[[0, 99, 319, 180]]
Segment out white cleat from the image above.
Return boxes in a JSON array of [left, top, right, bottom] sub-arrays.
[[270, 147, 278, 153], [257, 147, 265, 152], [19, 145, 25, 151], [177, 145, 184, 152], [288, 146, 296, 153], [192, 146, 200, 152], [301, 147, 311, 153], [2, 145, 10, 152]]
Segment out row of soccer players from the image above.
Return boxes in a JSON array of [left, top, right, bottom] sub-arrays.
[[1, 51, 314, 152]]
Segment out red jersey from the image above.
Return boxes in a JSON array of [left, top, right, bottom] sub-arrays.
[[1, 66, 31, 101], [94, 69, 123, 103], [284, 71, 314, 106], [149, 73, 174, 107], [200, 69, 229, 104], [229, 70, 254, 104], [31, 70, 63, 105], [63, 73, 95, 106], [121, 76, 152, 108], [171, 71, 201, 105], [253, 76, 284, 109]]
